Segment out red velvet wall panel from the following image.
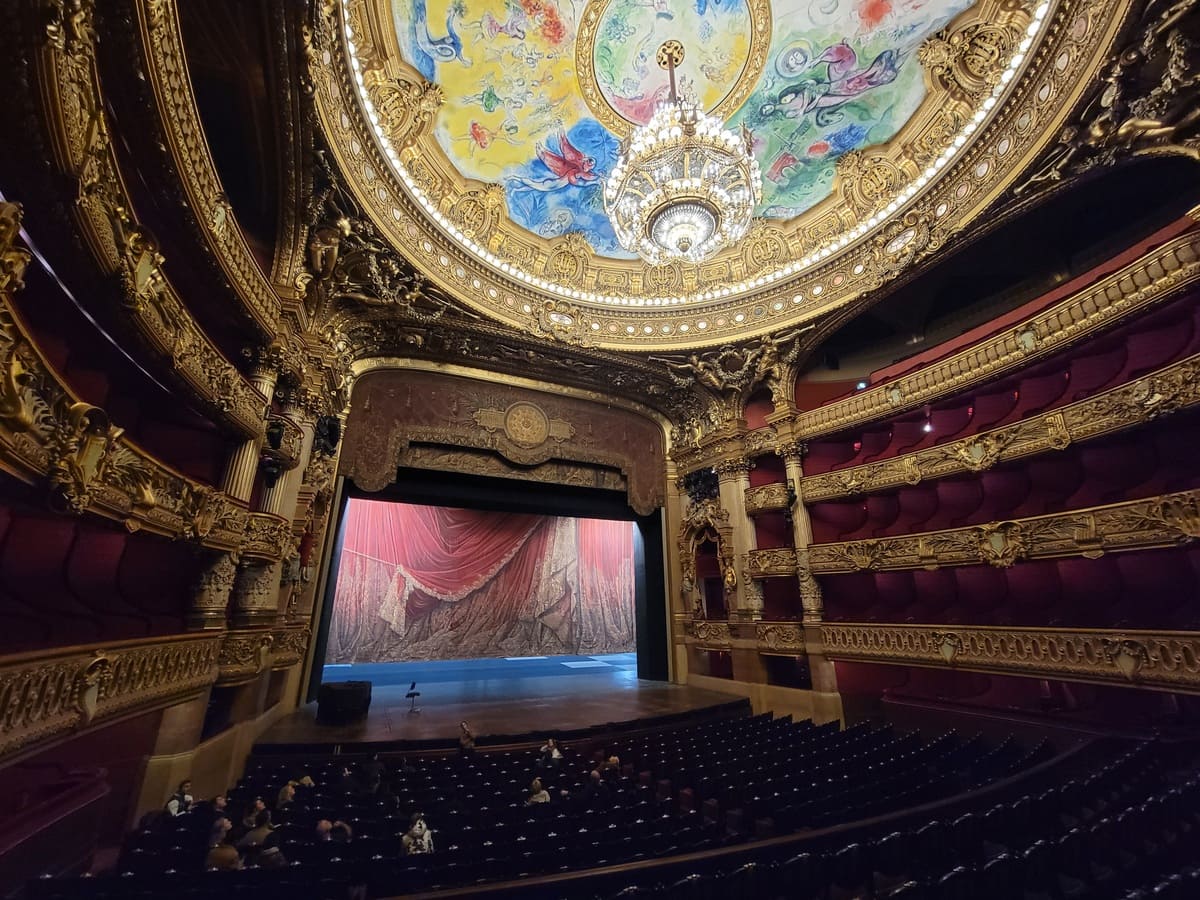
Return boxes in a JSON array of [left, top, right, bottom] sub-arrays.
[[803, 291, 1200, 475]]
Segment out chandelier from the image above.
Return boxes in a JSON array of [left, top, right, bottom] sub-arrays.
[[604, 40, 762, 266]]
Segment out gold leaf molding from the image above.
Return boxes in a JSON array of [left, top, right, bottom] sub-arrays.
[[796, 231, 1200, 439], [819, 623, 1200, 693], [807, 489, 1200, 573], [33, 5, 264, 437], [0, 633, 220, 763], [130, 0, 280, 335], [803, 353, 1200, 502]]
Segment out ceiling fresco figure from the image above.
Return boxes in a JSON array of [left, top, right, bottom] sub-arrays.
[[393, 0, 977, 253]]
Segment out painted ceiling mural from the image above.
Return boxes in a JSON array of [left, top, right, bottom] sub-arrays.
[[392, 0, 977, 257]]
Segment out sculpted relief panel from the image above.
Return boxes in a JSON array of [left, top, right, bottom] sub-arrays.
[[339, 370, 665, 514]]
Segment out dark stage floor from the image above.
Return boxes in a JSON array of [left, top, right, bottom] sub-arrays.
[[260, 654, 740, 750]]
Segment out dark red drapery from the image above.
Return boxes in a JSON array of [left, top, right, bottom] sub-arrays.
[[326, 499, 635, 662]]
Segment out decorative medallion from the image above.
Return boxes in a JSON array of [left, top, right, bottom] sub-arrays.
[[503, 401, 551, 447]]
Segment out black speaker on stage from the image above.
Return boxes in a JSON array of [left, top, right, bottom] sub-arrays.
[[317, 680, 372, 725]]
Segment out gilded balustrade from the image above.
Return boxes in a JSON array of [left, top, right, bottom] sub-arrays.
[[819, 623, 1200, 692], [0, 202, 292, 562], [0, 633, 221, 762], [745, 547, 800, 578], [744, 482, 791, 516], [33, 3, 265, 438], [795, 231, 1200, 440], [803, 354, 1200, 501], [127, 0, 281, 335], [807, 490, 1200, 574]]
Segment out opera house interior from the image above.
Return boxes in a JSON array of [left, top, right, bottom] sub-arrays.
[[2, 0, 1200, 897]]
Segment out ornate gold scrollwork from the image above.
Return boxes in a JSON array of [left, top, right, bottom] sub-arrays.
[[808, 489, 1200, 573], [820, 623, 1200, 693], [797, 233, 1200, 440], [0, 634, 221, 762]]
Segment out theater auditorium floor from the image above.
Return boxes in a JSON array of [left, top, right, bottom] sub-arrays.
[[259, 659, 741, 749]]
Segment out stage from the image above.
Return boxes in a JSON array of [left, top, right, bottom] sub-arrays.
[[258, 655, 743, 751]]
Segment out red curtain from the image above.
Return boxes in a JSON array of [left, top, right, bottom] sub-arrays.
[[326, 499, 636, 662]]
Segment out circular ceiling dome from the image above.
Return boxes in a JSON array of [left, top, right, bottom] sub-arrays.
[[311, 0, 1117, 348]]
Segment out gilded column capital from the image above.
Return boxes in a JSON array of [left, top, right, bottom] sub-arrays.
[[713, 457, 754, 480]]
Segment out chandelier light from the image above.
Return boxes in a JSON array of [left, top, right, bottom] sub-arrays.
[[605, 40, 762, 266]]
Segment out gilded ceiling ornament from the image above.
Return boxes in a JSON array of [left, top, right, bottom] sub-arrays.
[[1017, 0, 1200, 195], [919, 21, 1023, 102], [309, 0, 1113, 347]]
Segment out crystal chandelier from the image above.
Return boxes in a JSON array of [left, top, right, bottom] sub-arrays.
[[604, 40, 762, 266]]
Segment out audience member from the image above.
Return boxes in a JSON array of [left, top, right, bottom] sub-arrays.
[[458, 721, 476, 754], [402, 812, 434, 855], [538, 738, 563, 767], [276, 781, 296, 809], [204, 818, 241, 871], [525, 777, 550, 805], [236, 810, 274, 849], [316, 819, 354, 842], [165, 779, 194, 817]]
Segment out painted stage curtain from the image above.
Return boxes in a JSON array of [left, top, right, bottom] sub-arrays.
[[326, 499, 636, 663]]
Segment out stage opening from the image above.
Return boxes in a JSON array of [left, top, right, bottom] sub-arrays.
[[311, 478, 666, 696]]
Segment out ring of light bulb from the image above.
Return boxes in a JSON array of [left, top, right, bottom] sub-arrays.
[[341, 0, 1053, 310]]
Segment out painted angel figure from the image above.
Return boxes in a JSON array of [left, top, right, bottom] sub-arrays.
[[506, 132, 599, 193]]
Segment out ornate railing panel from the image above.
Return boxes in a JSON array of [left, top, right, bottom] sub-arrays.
[[807, 490, 1200, 573], [820, 623, 1200, 692], [803, 354, 1200, 501], [795, 232, 1200, 440]]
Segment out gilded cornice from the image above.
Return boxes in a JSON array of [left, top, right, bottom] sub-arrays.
[[796, 230, 1200, 440], [0, 632, 221, 764], [120, 0, 282, 335], [819, 622, 1200, 693], [216, 625, 311, 686], [745, 482, 792, 517], [807, 489, 1200, 574], [745, 547, 799, 578], [309, 0, 1129, 349], [0, 204, 291, 563], [803, 353, 1200, 501], [31, 3, 264, 438]]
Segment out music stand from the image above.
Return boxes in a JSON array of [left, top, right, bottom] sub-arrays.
[[405, 681, 421, 714]]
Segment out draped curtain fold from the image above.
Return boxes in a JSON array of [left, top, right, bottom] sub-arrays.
[[327, 499, 636, 663]]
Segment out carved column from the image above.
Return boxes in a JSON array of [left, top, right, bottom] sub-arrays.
[[220, 357, 278, 503], [715, 458, 759, 620], [780, 441, 823, 623], [293, 450, 340, 620], [189, 551, 238, 631], [230, 560, 283, 628]]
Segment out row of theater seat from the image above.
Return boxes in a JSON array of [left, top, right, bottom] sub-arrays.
[[32, 713, 1186, 900]]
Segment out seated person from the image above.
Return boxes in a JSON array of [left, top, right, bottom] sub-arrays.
[[276, 782, 297, 809], [539, 738, 563, 766], [525, 777, 551, 805], [164, 779, 194, 816], [205, 818, 241, 871], [255, 831, 289, 869], [402, 812, 434, 855], [231, 797, 266, 842], [315, 818, 354, 842], [236, 809, 274, 849]]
